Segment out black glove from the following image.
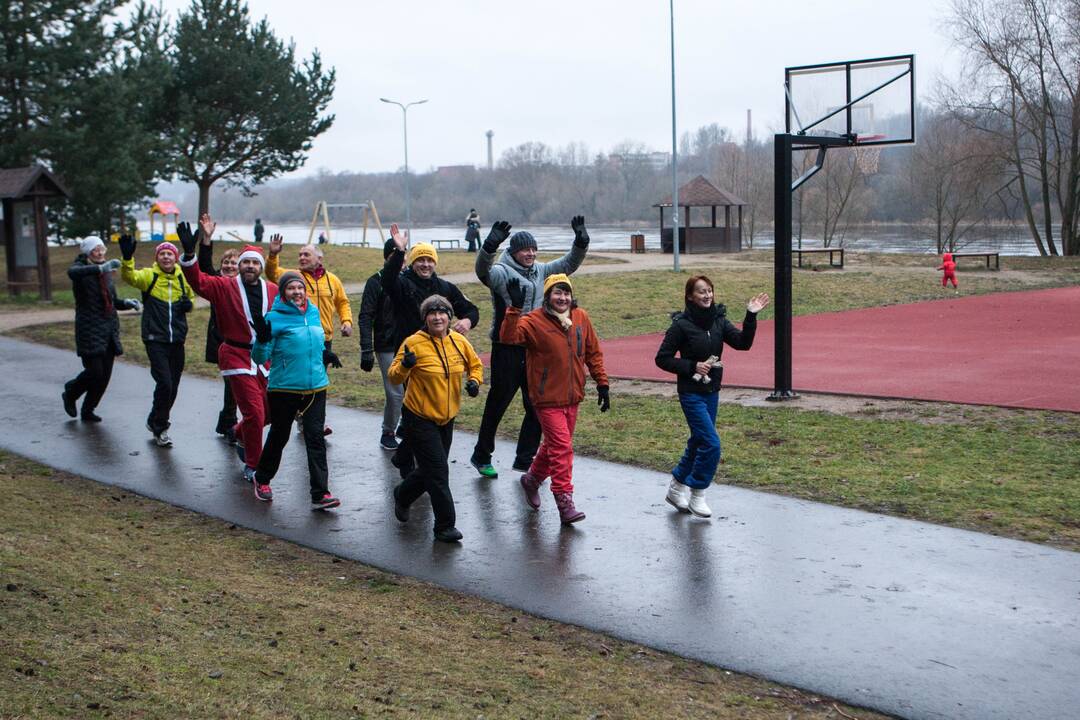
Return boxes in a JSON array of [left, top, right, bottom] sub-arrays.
[[571, 215, 589, 249], [401, 344, 417, 369], [465, 379, 479, 397], [597, 385, 610, 413], [249, 313, 272, 344], [323, 349, 342, 368], [118, 234, 137, 260], [177, 221, 197, 256], [506, 277, 526, 309], [482, 220, 513, 254], [360, 350, 375, 372], [177, 296, 193, 313]]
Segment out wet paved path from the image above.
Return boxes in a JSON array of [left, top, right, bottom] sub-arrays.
[[1, 336, 1077, 720]]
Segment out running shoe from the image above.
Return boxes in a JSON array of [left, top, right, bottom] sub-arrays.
[[154, 430, 173, 448], [62, 390, 77, 418], [379, 432, 398, 451], [311, 493, 340, 511], [253, 480, 273, 502], [469, 457, 498, 479]]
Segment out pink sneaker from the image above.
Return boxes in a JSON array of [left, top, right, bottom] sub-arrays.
[[553, 493, 585, 525], [519, 473, 544, 510], [253, 481, 273, 502]]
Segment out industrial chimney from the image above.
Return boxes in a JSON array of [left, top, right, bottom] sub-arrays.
[[485, 130, 494, 170]]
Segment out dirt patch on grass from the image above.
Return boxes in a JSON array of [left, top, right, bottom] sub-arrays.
[[0, 451, 887, 719]]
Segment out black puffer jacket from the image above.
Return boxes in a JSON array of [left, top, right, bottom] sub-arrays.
[[655, 302, 758, 394], [381, 248, 480, 351], [68, 255, 137, 357], [358, 270, 397, 354]]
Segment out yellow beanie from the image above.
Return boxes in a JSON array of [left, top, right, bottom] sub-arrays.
[[543, 273, 573, 296], [406, 243, 438, 266]]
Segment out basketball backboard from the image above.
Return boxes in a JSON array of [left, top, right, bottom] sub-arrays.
[[785, 54, 915, 146]]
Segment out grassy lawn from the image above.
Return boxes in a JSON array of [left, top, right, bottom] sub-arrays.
[[11, 256, 1080, 550], [0, 451, 885, 719]]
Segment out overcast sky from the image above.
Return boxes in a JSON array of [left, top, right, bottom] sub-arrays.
[[152, 0, 959, 176]]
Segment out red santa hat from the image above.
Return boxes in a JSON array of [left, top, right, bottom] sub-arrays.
[[237, 245, 265, 268]]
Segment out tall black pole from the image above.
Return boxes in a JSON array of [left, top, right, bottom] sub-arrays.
[[770, 133, 797, 400]]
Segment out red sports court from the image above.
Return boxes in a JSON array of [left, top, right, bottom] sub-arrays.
[[600, 286, 1080, 413]]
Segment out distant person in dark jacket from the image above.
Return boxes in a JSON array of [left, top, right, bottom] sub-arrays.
[[61, 237, 141, 423], [655, 275, 768, 518], [464, 209, 480, 252], [197, 213, 241, 442], [253, 218, 264, 243], [358, 238, 402, 450]]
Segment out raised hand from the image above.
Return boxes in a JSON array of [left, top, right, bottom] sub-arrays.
[[177, 221, 197, 256], [100, 259, 121, 273], [747, 292, 770, 314], [483, 220, 512, 253], [506, 277, 526, 309], [268, 234, 284, 256], [250, 314, 272, 344], [597, 384, 610, 413], [118, 234, 137, 261], [465, 379, 480, 397], [360, 350, 375, 372], [571, 215, 589, 248], [198, 213, 216, 244], [390, 223, 408, 252], [323, 349, 342, 368], [401, 343, 417, 369]]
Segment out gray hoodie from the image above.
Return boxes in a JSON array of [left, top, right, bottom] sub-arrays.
[[475, 242, 587, 342]]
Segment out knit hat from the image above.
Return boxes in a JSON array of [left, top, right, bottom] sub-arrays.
[[543, 273, 573, 297], [277, 271, 305, 292], [155, 241, 179, 259], [407, 243, 438, 266], [80, 237, 105, 255], [237, 245, 265, 268], [509, 231, 537, 256], [420, 294, 453, 319], [383, 238, 397, 259]]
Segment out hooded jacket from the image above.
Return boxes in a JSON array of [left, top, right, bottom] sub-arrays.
[[265, 254, 353, 342], [120, 258, 196, 344], [68, 254, 138, 357], [252, 296, 329, 393], [654, 302, 758, 394], [357, 269, 397, 354], [381, 248, 480, 351], [499, 304, 608, 408], [475, 243, 587, 342], [388, 329, 484, 426]]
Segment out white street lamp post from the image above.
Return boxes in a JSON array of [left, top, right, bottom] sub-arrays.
[[380, 97, 428, 239]]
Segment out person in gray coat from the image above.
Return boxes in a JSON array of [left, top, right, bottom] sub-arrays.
[[468, 216, 591, 478]]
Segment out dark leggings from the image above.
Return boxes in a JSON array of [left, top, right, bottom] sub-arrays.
[[397, 407, 456, 531], [255, 390, 329, 499], [145, 341, 185, 433], [65, 353, 116, 415]]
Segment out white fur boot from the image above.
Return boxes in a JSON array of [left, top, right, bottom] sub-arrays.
[[688, 488, 712, 518], [665, 477, 690, 513]]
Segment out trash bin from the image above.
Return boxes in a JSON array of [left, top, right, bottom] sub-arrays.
[[630, 233, 645, 253]]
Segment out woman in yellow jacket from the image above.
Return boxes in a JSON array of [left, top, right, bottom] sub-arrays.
[[389, 294, 484, 543]]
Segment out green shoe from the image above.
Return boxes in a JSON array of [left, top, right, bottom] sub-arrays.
[[470, 458, 498, 479]]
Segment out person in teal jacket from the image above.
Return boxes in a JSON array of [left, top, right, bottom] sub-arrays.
[[249, 271, 340, 509]]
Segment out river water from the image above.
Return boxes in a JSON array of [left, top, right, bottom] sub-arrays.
[[119, 220, 1043, 256]]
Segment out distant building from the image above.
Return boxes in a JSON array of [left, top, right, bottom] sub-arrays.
[[608, 151, 671, 170]]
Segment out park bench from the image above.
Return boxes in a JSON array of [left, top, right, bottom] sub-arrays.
[[431, 238, 461, 251], [795, 247, 844, 269], [951, 251, 999, 270]]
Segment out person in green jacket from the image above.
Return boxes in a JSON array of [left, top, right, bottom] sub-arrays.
[[118, 234, 196, 447], [249, 271, 341, 510]]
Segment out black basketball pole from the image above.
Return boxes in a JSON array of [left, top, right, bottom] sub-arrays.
[[770, 133, 797, 400]]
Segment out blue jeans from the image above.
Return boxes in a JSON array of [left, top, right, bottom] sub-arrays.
[[672, 391, 720, 490]]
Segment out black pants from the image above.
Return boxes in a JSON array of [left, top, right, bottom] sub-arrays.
[[145, 341, 185, 434], [472, 343, 541, 468], [256, 390, 329, 499], [216, 380, 237, 434], [397, 406, 456, 531], [65, 352, 115, 415]]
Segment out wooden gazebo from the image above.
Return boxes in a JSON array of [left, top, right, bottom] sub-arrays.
[[0, 165, 70, 300], [654, 175, 745, 254]]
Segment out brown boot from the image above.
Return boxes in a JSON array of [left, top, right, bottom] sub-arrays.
[[520, 472, 544, 510], [553, 492, 585, 525]]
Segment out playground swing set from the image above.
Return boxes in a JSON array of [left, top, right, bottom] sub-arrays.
[[308, 200, 385, 247]]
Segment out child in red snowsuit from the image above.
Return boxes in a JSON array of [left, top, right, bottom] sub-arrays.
[[938, 253, 958, 289]]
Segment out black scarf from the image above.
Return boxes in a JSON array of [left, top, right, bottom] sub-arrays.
[[684, 301, 718, 330]]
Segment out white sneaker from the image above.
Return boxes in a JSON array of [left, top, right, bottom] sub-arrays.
[[154, 429, 173, 447], [665, 477, 690, 512], [688, 488, 712, 518]]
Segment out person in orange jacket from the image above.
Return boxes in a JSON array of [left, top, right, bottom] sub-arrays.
[[499, 273, 609, 525], [939, 252, 958, 289]]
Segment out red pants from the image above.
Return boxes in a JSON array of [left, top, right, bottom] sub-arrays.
[[530, 404, 579, 495], [942, 272, 958, 288], [227, 372, 270, 469]]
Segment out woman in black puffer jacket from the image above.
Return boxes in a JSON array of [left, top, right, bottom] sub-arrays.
[[62, 237, 141, 422], [655, 275, 769, 518]]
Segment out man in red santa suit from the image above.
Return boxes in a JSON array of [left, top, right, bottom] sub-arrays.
[[178, 219, 278, 486]]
